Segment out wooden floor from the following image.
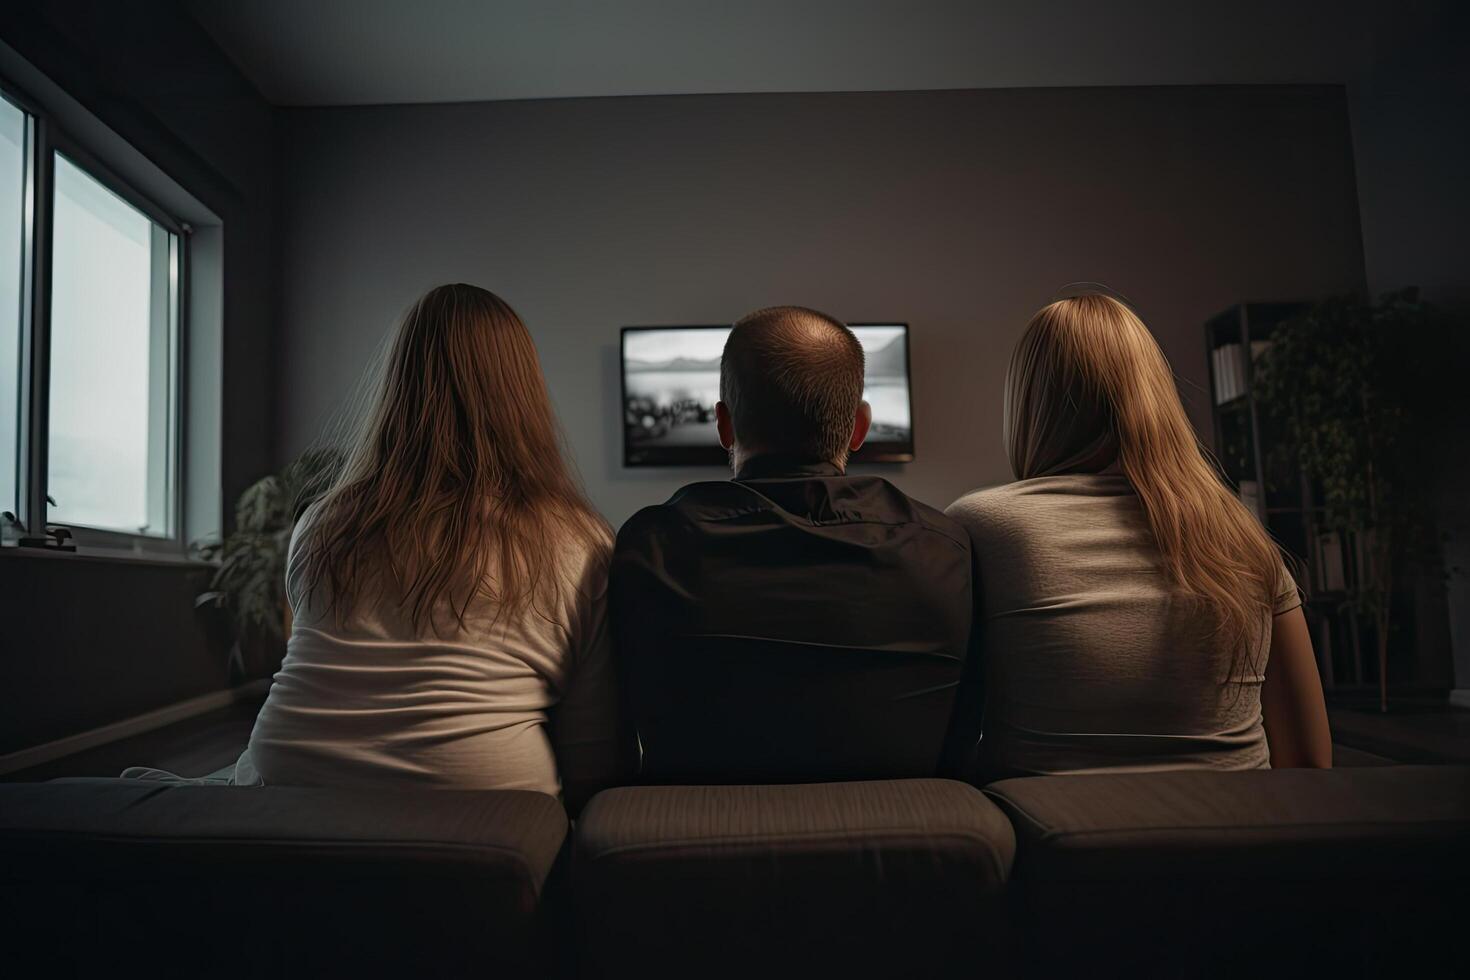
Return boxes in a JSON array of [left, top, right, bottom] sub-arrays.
[[1327, 696, 1470, 765], [6, 692, 1467, 782]]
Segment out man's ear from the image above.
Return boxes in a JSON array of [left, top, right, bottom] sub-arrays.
[[849, 400, 872, 451], [715, 401, 735, 450]]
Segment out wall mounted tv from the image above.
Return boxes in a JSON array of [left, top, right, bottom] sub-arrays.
[[621, 324, 913, 467]]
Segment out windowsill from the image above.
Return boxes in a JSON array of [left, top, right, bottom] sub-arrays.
[[0, 542, 211, 570]]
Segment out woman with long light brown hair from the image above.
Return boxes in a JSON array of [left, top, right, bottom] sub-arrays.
[[232, 283, 619, 806], [947, 293, 1331, 775]]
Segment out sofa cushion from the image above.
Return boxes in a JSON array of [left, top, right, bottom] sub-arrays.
[[984, 766, 1470, 977], [986, 765, 1470, 873], [0, 780, 568, 978], [573, 779, 1015, 978]]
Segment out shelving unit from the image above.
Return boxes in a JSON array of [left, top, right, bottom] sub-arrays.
[[1205, 303, 1378, 692]]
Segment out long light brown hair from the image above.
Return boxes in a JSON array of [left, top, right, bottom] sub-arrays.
[[1005, 293, 1282, 676], [298, 283, 608, 633]]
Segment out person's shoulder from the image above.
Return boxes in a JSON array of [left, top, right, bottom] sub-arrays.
[[614, 501, 672, 550], [835, 475, 968, 554], [1273, 556, 1305, 616], [557, 514, 613, 566], [294, 494, 330, 531], [948, 474, 1134, 540], [286, 495, 330, 561], [947, 474, 1117, 514], [943, 480, 1058, 541], [946, 480, 1027, 517], [880, 485, 970, 554], [614, 480, 757, 549], [532, 505, 613, 597]]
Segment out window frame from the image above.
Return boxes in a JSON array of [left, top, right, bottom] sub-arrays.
[[3, 73, 192, 557]]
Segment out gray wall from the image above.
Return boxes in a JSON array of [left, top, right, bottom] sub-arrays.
[[279, 85, 1367, 527]]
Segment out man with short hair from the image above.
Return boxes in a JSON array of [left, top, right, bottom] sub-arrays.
[[610, 306, 981, 783]]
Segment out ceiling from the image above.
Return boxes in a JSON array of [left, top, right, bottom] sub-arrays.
[[187, 0, 1429, 107]]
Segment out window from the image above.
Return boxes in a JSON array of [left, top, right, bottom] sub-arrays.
[[48, 154, 179, 536], [0, 72, 198, 555], [0, 95, 27, 518]]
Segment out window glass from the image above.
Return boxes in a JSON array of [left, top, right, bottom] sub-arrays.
[[0, 98, 26, 518], [47, 153, 176, 536]]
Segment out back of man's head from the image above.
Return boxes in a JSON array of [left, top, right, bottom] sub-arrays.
[[719, 306, 865, 465]]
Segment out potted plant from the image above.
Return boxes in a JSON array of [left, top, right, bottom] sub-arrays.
[[1253, 288, 1465, 710], [195, 449, 343, 680]]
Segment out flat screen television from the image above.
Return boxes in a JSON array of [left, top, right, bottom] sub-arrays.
[[622, 323, 913, 467]]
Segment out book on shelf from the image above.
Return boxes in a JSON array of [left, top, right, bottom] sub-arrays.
[[1213, 343, 1246, 403]]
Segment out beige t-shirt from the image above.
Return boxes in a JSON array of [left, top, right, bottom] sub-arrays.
[[945, 473, 1300, 777], [234, 503, 619, 801]]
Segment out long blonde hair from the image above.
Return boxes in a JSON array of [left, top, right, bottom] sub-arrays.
[[1005, 293, 1281, 674], [298, 283, 608, 632]]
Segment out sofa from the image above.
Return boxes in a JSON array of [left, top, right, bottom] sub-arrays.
[[2, 766, 1467, 978]]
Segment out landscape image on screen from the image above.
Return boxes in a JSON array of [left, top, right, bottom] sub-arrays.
[[622, 325, 911, 465]]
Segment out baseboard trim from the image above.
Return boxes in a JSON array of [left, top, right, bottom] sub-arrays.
[[0, 679, 270, 776]]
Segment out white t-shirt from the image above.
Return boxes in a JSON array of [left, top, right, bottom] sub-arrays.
[[234, 502, 619, 800]]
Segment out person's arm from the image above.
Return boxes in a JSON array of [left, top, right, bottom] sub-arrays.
[[1260, 605, 1333, 768], [939, 546, 985, 781], [550, 561, 627, 816]]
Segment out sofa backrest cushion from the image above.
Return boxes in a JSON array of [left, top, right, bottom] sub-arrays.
[[984, 766, 1470, 977], [574, 779, 1016, 978], [0, 780, 568, 978], [986, 765, 1470, 872]]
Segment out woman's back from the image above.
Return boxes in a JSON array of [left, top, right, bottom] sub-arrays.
[[239, 502, 616, 796], [948, 473, 1298, 776], [232, 283, 619, 801]]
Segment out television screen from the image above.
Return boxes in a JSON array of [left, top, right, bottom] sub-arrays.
[[622, 324, 913, 467]]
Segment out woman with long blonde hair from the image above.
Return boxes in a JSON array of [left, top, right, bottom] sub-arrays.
[[947, 293, 1331, 775], [232, 283, 620, 807]]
